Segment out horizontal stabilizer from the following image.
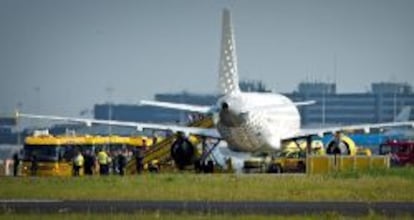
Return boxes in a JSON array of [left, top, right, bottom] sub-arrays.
[[139, 100, 212, 113], [294, 100, 316, 106], [243, 100, 315, 113]]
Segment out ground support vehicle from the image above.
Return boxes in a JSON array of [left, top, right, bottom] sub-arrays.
[[267, 151, 307, 173], [20, 130, 154, 176], [379, 140, 414, 166]]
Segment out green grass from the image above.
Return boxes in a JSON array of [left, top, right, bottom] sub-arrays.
[[1, 167, 414, 201]]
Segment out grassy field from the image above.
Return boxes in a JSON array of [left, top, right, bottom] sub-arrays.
[[1, 167, 414, 202]]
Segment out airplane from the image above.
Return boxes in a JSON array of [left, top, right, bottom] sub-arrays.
[[394, 106, 411, 123], [17, 9, 414, 157]]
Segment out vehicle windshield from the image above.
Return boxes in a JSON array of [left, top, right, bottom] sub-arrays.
[[108, 144, 128, 151], [380, 145, 392, 155], [380, 144, 410, 155], [59, 144, 84, 162], [23, 145, 59, 162], [279, 151, 288, 157]]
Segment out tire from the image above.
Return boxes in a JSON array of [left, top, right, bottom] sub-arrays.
[[269, 164, 282, 173], [275, 164, 283, 173], [297, 162, 306, 173], [260, 163, 267, 173]]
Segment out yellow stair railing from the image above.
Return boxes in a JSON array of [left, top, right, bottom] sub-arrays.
[[125, 116, 214, 174]]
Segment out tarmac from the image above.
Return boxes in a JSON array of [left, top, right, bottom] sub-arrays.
[[1, 200, 414, 216]]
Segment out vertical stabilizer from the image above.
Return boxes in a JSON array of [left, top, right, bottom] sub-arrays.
[[394, 106, 412, 122], [218, 9, 240, 95]]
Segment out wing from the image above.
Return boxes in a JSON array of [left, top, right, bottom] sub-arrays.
[[298, 121, 414, 137], [17, 112, 221, 139]]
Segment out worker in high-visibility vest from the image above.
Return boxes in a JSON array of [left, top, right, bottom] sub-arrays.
[[97, 149, 109, 175], [73, 151, 84, 176]]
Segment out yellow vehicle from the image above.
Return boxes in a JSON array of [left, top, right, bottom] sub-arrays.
[[242, 152, 273, 173], [268, 151, 307, 173], [355, 147, 372, 156], [325, 132, 358, 156], [129, 136, 158, 150], [21, 131, 156, 176], [282, 138, 325, 156], [243, 137, 323, 173]]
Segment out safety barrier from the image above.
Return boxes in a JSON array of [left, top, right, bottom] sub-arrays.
[[307, 155, 390, 174]]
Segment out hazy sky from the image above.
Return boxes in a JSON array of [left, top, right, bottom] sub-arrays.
[[1, 0, 413, 117]]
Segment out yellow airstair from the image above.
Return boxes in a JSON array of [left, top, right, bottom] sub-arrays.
[[125, 116, 214, 174]]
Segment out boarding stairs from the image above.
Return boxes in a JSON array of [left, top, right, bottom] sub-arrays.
[[125, 116, 214, 174]]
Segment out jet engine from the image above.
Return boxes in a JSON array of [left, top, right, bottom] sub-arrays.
[[325, 134, 357, 156], [170, 133, 198, 169]]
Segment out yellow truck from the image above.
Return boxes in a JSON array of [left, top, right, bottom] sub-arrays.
[[267, 151, 307, 173], [242, 152, 273, 173], [242, 136, 323, 173]]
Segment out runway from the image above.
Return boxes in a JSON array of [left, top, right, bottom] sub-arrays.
[[1, 200, 414, 216]]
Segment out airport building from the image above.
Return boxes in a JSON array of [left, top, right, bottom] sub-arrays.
[[289, 82, 414, 126], [94, 82, 414, 126]]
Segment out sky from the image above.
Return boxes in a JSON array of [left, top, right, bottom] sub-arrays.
[[1, 0, 414, 117]]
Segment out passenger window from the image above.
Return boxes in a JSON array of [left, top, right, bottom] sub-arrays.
[[63, 145, 75, 162]]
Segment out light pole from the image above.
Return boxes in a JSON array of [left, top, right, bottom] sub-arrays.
[[34, 87, 40, 128], [16, 102, 23, 146], [322, 85, 326, 127], [393, 85, 399, 120], [106, 87, 114, 136], [34, 87, 40, 112]]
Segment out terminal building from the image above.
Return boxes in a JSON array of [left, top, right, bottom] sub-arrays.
[[94, 82, 414, 126], [289, 82, 414, 126]]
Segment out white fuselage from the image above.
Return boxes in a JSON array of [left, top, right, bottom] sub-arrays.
[[216, 92, 300, 152]]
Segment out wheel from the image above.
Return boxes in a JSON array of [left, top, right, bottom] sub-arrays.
[[297, 162, 306, 173], [275, 164, 283, 173], [269, 164, 283, 173], [260, 163, 267, 173]]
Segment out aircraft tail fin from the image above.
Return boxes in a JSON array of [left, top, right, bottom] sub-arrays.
[[218, 9, 240, 96], [394, 106, 412, 122]]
